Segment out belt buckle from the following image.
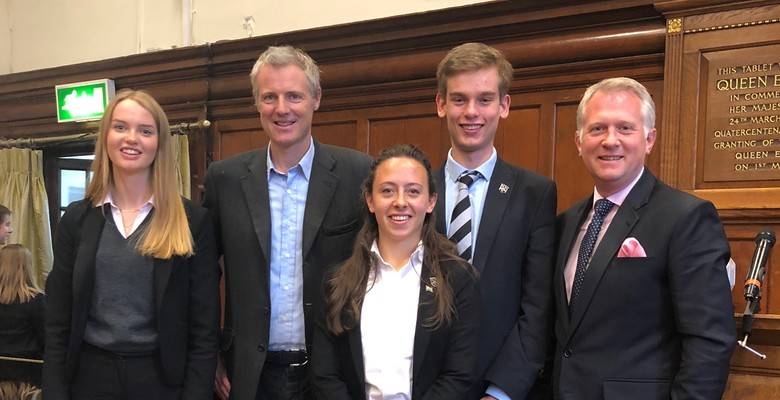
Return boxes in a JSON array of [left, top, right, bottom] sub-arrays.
[[289, 358, 308, 368], [288, 349, 307, 368]]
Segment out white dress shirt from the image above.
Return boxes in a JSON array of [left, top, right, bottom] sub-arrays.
[[361, 241, 424, 400], [564, 168, 645, 301], [444, 147, 497, 246], [101, 192, 154, 238]]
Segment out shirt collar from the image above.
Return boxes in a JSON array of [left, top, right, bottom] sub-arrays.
[[592, 166, 644, 207], [266, 137, 316, 180], [100, 191, 155, 210], [370, 239, 425, 275], [445, 147, 497, 183]]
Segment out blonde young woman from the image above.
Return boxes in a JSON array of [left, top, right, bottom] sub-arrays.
[[0, 244, 44, 359], [43, 90, 219, 400]]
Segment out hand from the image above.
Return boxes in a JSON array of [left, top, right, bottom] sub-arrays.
[[214, 356, 231, 400], [481, 397, 498, 400]]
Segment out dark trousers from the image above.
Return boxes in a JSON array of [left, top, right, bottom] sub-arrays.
[[255, 355, 311, 400], [70, 344, 180, 400]]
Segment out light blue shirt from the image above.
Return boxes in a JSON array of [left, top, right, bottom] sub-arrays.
[[444, 147, 498, 247], [267, 139, 315, 351]]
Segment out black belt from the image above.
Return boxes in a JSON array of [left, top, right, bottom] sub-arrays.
[[265, 350, 308, 367]]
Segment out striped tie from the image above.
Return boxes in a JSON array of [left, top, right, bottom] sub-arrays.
[[449, 171, 481, 262]]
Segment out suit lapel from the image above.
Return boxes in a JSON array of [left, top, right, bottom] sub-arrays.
[[302, 141, 339, 260], [412, 262, 436, 383], [472, 159, 513, 271], [567, 170, 655, 340], [434, 168, 447, 236], [240, 149, 271, 263]]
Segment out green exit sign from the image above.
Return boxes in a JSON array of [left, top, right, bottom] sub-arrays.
[[55, 79, 115, 123]]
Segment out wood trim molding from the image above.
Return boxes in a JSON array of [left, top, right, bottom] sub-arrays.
[[660, 18, 684, 186], [0, 1, 665, 140]]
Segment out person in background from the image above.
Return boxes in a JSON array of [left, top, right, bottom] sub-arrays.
[[43, 89, 219, 400], [205, 45, 371, 400], [0, 244, 44, 360], [312, 144, 480, 400], [434, 42, 557, 400], [0, 205, 13, 245]]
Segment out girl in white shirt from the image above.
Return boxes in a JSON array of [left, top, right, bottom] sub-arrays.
[[312, 144, 479, 400]]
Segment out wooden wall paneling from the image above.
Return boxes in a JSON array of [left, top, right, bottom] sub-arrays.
[[187, 117, 210, 203], [211, 117, 363, 162], [660, 2, 780, 210], [212, 118, 266, 161], [725, 315, 780, 400], [495, 105, 543, 173], [368, 113, 448, 166], [724, 225, 778, 314], [660, 17, 684, 186], [553, 99, 593, 213], [644, 79, 664, 177], [312, 120, 359, 151], [727, 346, 780, 400]]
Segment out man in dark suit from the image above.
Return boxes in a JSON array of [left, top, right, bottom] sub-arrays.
[[433, 42, 557, 400], [553, 77, 736, 400], [204, 46, 372, 400]]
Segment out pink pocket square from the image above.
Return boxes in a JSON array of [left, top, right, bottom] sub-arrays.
[[617, 237, 647, 258]]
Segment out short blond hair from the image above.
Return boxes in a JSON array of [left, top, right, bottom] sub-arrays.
[[436, 42, 513, 97], [576, 77, 656, 139], [249, 45, 321, 105]]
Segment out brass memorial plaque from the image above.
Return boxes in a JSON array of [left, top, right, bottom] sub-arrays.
[[703, 45, 780, 183]]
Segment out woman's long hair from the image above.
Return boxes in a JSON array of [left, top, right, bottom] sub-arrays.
[[85, 89, 193, 258], [0, 244, 42, 304], [325, 144, 470, 335]]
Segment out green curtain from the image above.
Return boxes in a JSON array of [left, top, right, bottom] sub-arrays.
[[173, 134, 191, 199], [0, 148, 53, 287]]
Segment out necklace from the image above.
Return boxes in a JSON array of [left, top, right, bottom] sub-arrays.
[[118, 207, 141, 213]]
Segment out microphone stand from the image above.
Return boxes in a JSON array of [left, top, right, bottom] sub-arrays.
[[738, 299, 767, 359], [739, 231, 775, 359]]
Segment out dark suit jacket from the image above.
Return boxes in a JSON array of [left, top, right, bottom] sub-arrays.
[[311, 259, 480, 400], [553, 169, 736, 400], [43, 198, 220, 400], [203, 141, 372, 400], [434, 158, 557, 399], [0, 293, 44, 359]]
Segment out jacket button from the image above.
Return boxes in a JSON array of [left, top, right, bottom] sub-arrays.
[[257, 345, 266, 352], [563, 349, 572, 358]]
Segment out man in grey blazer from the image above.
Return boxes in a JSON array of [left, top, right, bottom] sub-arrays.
[[204, 46, 371, 400], [553, 77, 735, 400]]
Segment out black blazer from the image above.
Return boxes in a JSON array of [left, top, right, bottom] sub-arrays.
[[311, 259, 480, 400], [553, 169, 736, 400], [43, 198, 219, 400], [434, 158, 557, 399], [203, 141, 372, 400], [0, 293, 44, 359]]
